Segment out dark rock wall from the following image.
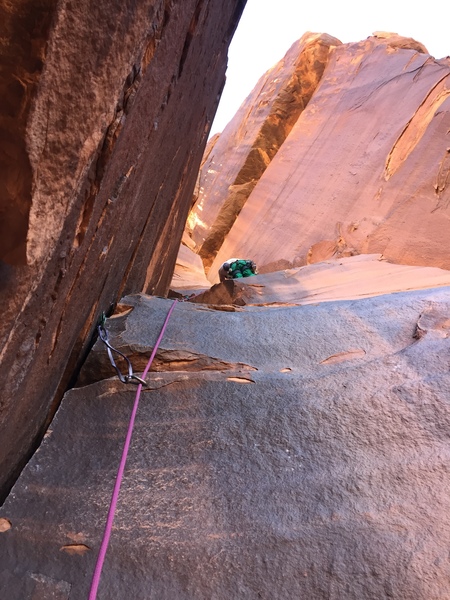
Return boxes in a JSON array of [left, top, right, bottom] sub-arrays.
[[0, 0, 246, 501], [0, 0, 58, 265]]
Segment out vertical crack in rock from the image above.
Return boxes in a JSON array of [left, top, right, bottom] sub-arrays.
[[118, 141, 185, 298], [384, 73, 450, 180], [187, 32, 341, 269], [433, 147, 450, 212], [71, 2, 177, 253], [178, 0, 204, 79], [198, 179, 260, 268], [141, 0, 174, 73]]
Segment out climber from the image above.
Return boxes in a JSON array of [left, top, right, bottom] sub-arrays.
[[219, 258, 257, 282]]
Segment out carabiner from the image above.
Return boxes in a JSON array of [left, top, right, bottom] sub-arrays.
[[97, 319, 147, 386]]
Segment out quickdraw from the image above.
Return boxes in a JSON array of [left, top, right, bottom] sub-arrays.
[[97, 313, 147, 386]]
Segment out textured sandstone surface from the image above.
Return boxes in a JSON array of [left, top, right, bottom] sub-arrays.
[[0, 0, 58, 265], [170, 242, 211, 292], [186, 32, 341, 269], [0, 0, 246, 500], [2, 287, 450, 598], [210, 34, 450, 280], [189, 254, 450, 306], [80, 257, 450, 386]]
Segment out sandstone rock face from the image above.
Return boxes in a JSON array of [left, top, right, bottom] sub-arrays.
[[186, 32, 341, 269], [186, 254, 450, 307], [209, 35, 450, 281], [170, 242, 212, 292], [0, 0, 58, 265], [81, 255, 450, 388], [2, 287, 450, 598], [0, 0, 246, 500]]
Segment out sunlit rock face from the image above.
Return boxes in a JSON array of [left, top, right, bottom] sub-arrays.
[[208, 34, 450, 282], [2, 285, 450, 598], [0, 0, 246, 500], [186, 32, 341, 270]]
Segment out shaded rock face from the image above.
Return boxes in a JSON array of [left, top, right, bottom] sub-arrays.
[[206, 34, 450, 281], [0, 0, 246, 500], [2, 289, 450, 598], [186, 32, 341, 270], [0, 0, 58, 265]]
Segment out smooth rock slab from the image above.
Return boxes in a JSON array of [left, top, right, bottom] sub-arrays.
[[2, 289, 450, 598], [201, 254, 450, 299], [79, 282, 450, 386]]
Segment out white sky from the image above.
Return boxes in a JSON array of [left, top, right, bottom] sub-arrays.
[[210, 0, 450, 135]]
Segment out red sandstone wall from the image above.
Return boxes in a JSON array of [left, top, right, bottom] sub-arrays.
[[186, 32, 341, 270], [210, 35, 450, 280], [0, 0, 246, 500]]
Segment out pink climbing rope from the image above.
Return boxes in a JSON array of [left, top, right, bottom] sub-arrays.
[[88, 299, 178, 600]]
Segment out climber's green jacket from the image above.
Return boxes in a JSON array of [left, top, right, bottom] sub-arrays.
[[228, 260, 257, 279], [218, 258, 258, 281]]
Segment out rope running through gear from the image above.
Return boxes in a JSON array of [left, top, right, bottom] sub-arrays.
[[88, 299, 178, 599]]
